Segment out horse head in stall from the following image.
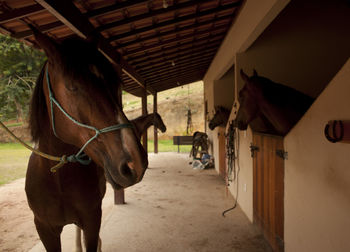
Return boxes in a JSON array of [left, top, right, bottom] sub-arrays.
[[208, 106, 230, 130], [26, 27, 148, 251], [235, 69, 314, 136], [131, 112, 167, 139]]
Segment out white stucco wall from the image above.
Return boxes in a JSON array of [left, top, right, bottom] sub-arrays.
[[284, 59, 350, 252]]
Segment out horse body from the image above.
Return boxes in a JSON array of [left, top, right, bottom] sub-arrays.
[[236, 70, 314, 136], [26, 27, 148, 251], [131, 112, 166, 139]]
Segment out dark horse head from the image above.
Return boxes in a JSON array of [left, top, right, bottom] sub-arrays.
[[235, 69, 314, 136], [29, 29, 148, 189], [154, 112, 167, 133], [208, 106, 230, 130]]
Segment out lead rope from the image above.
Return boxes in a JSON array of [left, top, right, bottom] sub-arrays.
[[0, 120, 68, 172]]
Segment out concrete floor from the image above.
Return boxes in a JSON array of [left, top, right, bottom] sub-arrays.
[[30, 153, 271, 252]]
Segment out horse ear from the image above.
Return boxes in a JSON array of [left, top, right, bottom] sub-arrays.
[[29, 24, 60, 60], [253, 69, 258, 76], [240, 69, 250, 82]]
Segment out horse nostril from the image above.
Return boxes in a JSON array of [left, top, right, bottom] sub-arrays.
[[119, 162, 137, 184]]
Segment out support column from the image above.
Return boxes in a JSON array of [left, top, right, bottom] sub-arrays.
[[153, 92, 158, 154], [114, 87, 125, 205], [142, 87, 148, 152]]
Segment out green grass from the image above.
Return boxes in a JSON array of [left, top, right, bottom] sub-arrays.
[[5, 122, 23, 127], [0, 140, 189, 186], [0, 143, 31, 186], [147, 139, 192, 153]]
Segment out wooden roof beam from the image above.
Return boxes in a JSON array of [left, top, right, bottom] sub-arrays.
[[145, 63, 210, 83], [130, 39, 222, 67], [142, 57, 214, 79], [85, 0, 149, 18], [139, 50, 216, 76], [35, 0, 152, 94], [96, 0, 212, 33], [106, 2, 239, 42], [0, 4, 45, 23], [113, 13, 232, 48], [123, 27, 227, 57]]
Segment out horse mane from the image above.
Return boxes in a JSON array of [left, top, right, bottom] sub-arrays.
[[29, 62, 48, 142]]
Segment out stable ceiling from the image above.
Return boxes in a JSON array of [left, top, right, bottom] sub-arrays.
[[0, 0, 242, 96]]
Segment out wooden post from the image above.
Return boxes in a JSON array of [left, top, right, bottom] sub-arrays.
[[114, 87, 125, 205], [153, 92, 158, 153], [142, 87, 148, 152]]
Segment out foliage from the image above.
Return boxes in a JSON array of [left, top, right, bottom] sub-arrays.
[[0, 34, 46, 121]]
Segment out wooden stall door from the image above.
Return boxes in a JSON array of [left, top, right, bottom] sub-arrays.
[[252, 133, 284, 252], [218, 127, 226, 179]]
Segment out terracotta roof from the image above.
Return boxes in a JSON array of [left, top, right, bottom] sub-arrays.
[[0, 0, 242, 96]]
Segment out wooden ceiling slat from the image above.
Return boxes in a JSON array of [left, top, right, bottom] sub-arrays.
[[13, 21, 63, 39], [127, 34, 223, 62], [113, 13, 232, 48], [130, 41, 219, 66], [123, 26, 227, 56], [85, 0, 149, 18], [139, 50, 216, 75], [146, 66, 209, 83], [144, 62, 211, 83], [35, 0, 152, 94], [149, 72, 204, 89], [0, 4, 45, 24], [106, 2, 239, 42], [96, 0, 212, 33], [142, 57, 214, 79], [137, 45, 218, 72]]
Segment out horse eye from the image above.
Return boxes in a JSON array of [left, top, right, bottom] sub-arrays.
[[65, 83, 78, 92]]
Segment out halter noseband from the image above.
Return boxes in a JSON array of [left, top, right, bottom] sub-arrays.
[[45, 65, 133, 167]]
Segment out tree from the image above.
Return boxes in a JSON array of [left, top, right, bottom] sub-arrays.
[[0, 34, 46, 121]]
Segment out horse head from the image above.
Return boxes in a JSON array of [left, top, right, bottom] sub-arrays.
[[154, 112, 167, 133], [235, 69, 262, 130], [208, 106, 230, 130], [32, 28, 148, 189]]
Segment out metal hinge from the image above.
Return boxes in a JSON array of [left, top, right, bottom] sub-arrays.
[[276, 149, 288, 160], [250, 144, 259, 157]]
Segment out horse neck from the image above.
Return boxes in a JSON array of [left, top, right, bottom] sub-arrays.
[[132, 113, 155, 134], [258, 94, 297, 135]]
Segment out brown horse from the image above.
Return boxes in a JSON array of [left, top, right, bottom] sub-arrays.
[[131, 112, 167, 139], [208, 106, 230, 130], [26, 28, 148, 251], [235, 69, 314, 136]]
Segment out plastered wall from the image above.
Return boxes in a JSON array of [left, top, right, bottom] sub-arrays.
[[284, 59, 350, 252], [204, 0, 350, 250]]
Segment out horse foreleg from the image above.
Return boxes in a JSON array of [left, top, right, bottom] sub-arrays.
[[82, 215, 102, 252], [75, 226, 83, 252], [34, 217, 62, 252]]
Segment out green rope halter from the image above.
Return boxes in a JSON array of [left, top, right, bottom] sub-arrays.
[[46, 65, 133, 169]]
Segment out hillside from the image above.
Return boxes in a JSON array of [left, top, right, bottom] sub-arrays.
[[123, 81, 204, 140]]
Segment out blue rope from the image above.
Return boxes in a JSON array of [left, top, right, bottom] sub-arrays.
[[45, 65, 133, 168]]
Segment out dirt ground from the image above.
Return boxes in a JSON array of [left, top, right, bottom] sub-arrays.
[[1, 153, 271, 252], [0, 178, 39, 252]]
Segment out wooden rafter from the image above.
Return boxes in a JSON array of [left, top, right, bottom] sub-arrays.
[[113, 13, 232, 48], [96, 0, 213, 33], [123, 27, 227, 57], [35, 0, 152, 94], [106, 2, 239, 42]]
